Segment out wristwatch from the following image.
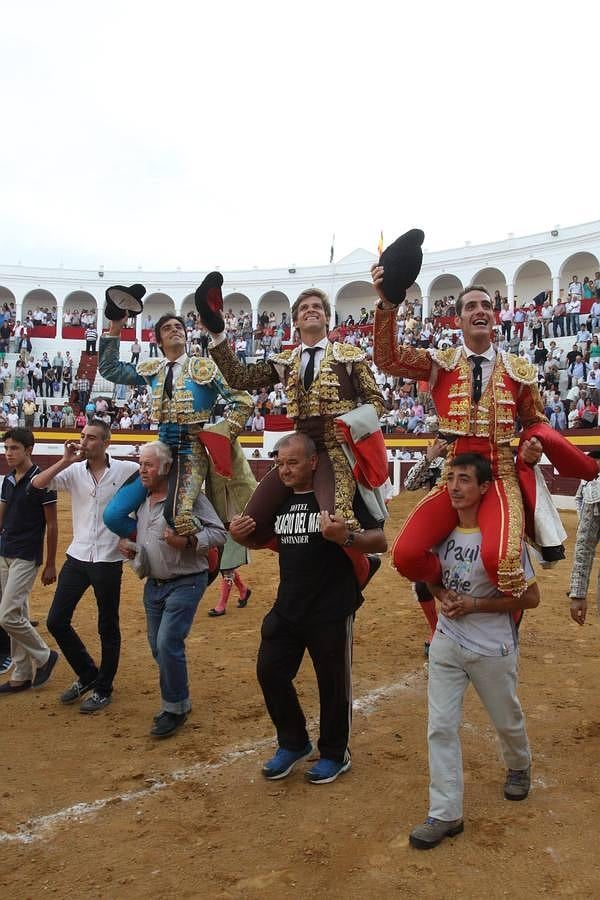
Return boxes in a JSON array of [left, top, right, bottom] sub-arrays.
[[342, 530, 355, 547]]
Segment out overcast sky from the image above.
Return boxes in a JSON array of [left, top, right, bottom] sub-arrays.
[[2, 1, 598, 273]]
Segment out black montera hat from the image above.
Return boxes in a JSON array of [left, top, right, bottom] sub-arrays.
[[105, 284, 146, 320], [195, 272, 225, 334], [380, 229, 425, 306]]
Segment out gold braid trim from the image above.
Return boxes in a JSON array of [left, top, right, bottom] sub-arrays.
[[138, 359, 163, 377], [497, 557, 528, 598], [324, 423, 359, 528], [331, 342, 366, 363], [187, 356, 218, 384], [500, 351, 537, 385], [431, 346, 463, 371], [373, 306, 433, 378], [494, 444, 527, 597], [516, 383, 549, 428]]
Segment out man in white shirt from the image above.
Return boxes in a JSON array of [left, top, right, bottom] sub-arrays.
[[409, 453, 540, 850], [31, 420, 139, 713], [568, 276, 583, 300], [566, 297, 581, 337], [0, 362, 11, 397]]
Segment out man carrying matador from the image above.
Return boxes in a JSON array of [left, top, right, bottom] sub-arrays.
[[195, 276, 389, 587]]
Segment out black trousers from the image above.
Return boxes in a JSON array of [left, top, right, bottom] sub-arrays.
[[257, 608, 353, 762], [47, 556, 123, 695], [0, 625, 9, 657]]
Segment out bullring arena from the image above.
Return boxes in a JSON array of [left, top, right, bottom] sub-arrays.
[[0, 490, 599, 898], [1, 224, 600, 899]]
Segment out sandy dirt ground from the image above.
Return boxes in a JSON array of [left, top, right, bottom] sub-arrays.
[[0, 491, 599, 899]]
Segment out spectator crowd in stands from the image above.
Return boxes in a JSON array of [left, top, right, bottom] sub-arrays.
[[0, 273, 599, 435]]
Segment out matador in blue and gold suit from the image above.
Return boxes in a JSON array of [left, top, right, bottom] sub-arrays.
[[99, 334, 254, 537]]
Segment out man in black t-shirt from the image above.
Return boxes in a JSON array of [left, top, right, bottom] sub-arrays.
[[230, 433, 387, 785]]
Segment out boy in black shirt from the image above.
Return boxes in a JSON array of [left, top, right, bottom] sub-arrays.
[[0, 427, 58, 692], [230, 433, 387, 784]]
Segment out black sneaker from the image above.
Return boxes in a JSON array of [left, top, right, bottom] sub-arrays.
[[79, 691, 112, 714], [33, 650, 59, 687], [150, 711, 187, 738], [60, 678, 97, 705]]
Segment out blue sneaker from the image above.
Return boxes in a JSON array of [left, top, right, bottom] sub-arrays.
[[261, 742, 313, 780], [305, 751, 351, 784]]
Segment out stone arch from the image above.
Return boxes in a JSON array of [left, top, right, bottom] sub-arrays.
[[427, 274, 463, 306], [0, 286, 16, 307], [136, 292, 176, 331], [63, 290, 98, 331], [258, 290, 291, 328], [513, 260, 551, 307], [223, 292, 252, 320], [470, 267, 508, 303], [181, 293, 197, 319], [335, 280, 377, 325], [559, 251, 600, 297], [0, 286, 16, 327], [22, 288, 58, 323]]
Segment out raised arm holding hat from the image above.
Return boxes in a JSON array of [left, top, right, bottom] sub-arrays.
[[98, 286, 255, 537]]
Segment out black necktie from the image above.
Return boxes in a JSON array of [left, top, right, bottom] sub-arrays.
[[471, 356, 485, 403], [303, 347, 319, 391], [164, 362, 175, 399]]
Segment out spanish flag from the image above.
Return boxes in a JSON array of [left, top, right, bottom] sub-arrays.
[[377, 230, 384, 257]]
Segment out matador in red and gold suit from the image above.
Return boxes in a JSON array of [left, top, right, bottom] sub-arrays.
[[373, 285, 600, 597]]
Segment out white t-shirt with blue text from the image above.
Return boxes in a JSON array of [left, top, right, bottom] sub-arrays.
[[435, 526, 535, 657]]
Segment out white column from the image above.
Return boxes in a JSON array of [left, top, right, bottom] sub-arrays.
[[552, 275, 561, 303], [507, 283, 515, 310], [421, 295, 430, 319]]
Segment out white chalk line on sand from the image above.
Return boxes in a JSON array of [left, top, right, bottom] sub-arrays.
[[0, 668, 426, 846]]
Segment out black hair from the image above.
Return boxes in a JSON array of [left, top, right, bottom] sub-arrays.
[[449, 452, 492, 485], [3, 427, 34, 450], [154, 315, 187, 354]]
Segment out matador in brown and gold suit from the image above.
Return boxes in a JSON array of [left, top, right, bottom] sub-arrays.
[[197, 280, 386, 583]]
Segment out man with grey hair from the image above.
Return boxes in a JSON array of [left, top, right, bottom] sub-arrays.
[[115, 441, 227, 738]]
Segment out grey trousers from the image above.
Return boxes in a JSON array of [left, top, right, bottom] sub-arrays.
[[427, 631, 531, 821], [0, 556, 50, 680]]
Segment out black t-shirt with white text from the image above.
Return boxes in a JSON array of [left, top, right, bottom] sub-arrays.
[[274, 491, 360, 625]]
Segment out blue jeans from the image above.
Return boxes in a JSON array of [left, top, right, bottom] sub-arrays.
[[143, 573, 208, 714]]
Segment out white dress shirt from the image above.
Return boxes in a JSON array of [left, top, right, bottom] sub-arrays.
[[49, 455, 139, 563], [463, 345, 496, 396], [299, 338, 328, 382]]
